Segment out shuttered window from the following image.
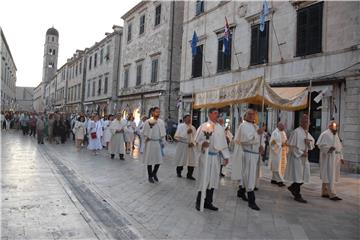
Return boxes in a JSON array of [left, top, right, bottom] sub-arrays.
[[192, 45, 203, 78], [151, 59, 158, 83], [217, 37, 232, 72], [250, 21, 269, 66], [296, 2, 323, 56]]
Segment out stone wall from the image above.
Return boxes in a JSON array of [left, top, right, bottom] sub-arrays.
[[342, 76, 360, 173]]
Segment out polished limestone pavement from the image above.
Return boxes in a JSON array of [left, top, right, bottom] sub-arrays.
[[1, 130, 360, 239]]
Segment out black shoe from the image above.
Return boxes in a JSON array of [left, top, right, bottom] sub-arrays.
[[148, 176, 154, 183], [204, 203, 218, 211], [119, 154, 125, 160], [220, 173, 225, 177], [237, 186, 248, 202], [195, 192, 201, 211], [186, 175, 196, 180], [294, 196, 307, 203], [110, 154, 115, 159], [177, 174, 182, 178], [153, 174, 159, 182], [321, 194, 330, 198], [288, 185, 296, 197], [330, 196, 342, 201], [271, 180, 278, 185], [247, 191, 260, 211], [277, 182, 286, 187]]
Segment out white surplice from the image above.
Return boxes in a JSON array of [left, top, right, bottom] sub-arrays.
[[109, 119, 126, 155], [316, 129, 343, 192], [284, 127, 315, 183], [237, 121, 264, 192], [268, 128, 288, 178], [174, 123, 197, 167], [195, 121, 230, 191], [142, 118, 166, 165]]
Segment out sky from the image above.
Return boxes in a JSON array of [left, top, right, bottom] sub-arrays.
[[0, 0, 141, 87]]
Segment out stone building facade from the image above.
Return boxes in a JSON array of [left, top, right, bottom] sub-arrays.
[[179, 1, 360, 170], [119, 1, 184, 121], [54, 64, 67, 111], [65, 50, 86, 113], [33, 83, 43, 113], [15, 87, 34, 112], [83, 26, 122, 115], [1, 27, 17, 111]]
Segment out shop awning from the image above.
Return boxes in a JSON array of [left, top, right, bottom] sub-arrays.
[[193, 77, 308, 111]]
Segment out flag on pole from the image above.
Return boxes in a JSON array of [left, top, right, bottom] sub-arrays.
[[223, 17, 231, 55], [260, 0, 269, 32], [191, 31, 198, 57]]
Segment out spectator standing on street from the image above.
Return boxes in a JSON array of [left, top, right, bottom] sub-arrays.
[[36, 115, 45, 144], [20, 113, 29, 135], [29, 114, 37, 137], [142, 107, 166, 183]]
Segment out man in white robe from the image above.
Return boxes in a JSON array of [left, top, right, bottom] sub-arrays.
[[269, 122, 287, 187], [142, 107, 166, 183], [87, 115, 103, 155], [109, 113, 127, 160], [174, 114, 197, 180], [195, 108, 230, 211], [236, 109, 265, 211], [285, 114, 315, 203], [316, 121, 344, 201]]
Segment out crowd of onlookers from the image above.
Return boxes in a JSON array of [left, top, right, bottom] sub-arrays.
[[0, 110, 154, 154]]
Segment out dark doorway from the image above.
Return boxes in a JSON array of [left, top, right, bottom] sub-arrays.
[[294, 91, 322, 163]]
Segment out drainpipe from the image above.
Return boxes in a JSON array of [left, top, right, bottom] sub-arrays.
[[168, 0, 175, 118]]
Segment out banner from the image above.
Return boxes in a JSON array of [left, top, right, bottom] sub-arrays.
[[193, 77, 308, 111]]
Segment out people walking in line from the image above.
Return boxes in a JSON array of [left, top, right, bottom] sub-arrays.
[[87, 114, 103, 155], [285, 114, 315, 203], [316, 120, 344, 201], [194, 108, 230, 211], [142, 107, 166, 183], [233, 109, 264, 211], [268, 122, 288, 187], [125, 113, 136, 154], [102, 115, 113, 149], [73, 116, 86, 150], [109, 113, 126, 160], [174, 114, 197, 180]]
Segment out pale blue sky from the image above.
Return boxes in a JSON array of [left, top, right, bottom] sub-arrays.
[[0, 0, 141, 87]]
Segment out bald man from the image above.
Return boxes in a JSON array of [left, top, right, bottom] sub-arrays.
[[268, 122, 287, 187], [316, 121, 344, 201], [235, 109, 265, 211], [284, 114, 315, 203]]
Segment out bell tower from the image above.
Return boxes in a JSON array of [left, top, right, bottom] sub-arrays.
[[42, 27, 59, 84]]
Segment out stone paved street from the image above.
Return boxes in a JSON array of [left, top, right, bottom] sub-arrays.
[[2, 130, 360, 240]]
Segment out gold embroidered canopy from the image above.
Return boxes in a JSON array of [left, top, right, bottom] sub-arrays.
[[193, 77, 308, 111]]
